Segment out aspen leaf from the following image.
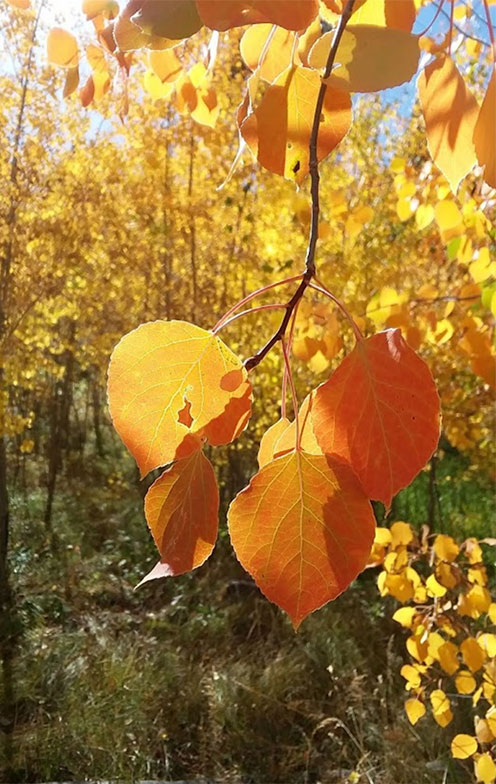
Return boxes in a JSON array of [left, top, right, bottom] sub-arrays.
[[46, 27, 79, 68], [312, 330, 441, 508], [435, 200, 463, 232], [144, 69, 175, 100], [196, 0, 319, 32], [131, 0, 203, 40], [115, 1, 179, 50], [141, 451, 219, 579], [240, 24, 296, 83], [82, 0, 119, 19], [431, 688, 450, 716], [415, 204, 434, 230], [5, 0, 31, 8], [228, 451, 375, 628], [476, 719, 494, 745], [438, 641, 459, 676], [433, 533, 459, 562], [405, 698, 425, 725], [309, 26, 419, 93], [456, 670, 477, 695], [107, 320, 251, 477], [349, 0, 416, 30], [258, 417, 291, 468], [461, 637, 486, 673], [393, 607, 417, 628], [240, 65, 351, 184], [451, 734, 478, 760], [148, 49, 182, 82], [390, 521, 414, 547], [475, 753, 496, 784], [63, 66, 80, 98], [418, 55, 479, 192], [474, 71, 496, 189], [401, 664, 421, 689]]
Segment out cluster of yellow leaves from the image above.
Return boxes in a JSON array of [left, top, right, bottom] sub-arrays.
[[371, 524, 496, 781], [36, 0, 495, 194]]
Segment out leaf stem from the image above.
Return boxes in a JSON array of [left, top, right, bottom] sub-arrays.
[[212, 303, 286, 334], [281, 302, 300, 419], [281, 339, 300, 450], [212, 274, 302, 332]]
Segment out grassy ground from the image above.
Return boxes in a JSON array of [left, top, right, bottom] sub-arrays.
[[1, 443, 494, 783]]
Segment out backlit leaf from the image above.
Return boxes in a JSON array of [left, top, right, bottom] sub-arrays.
[[312, 330, 441, 508], [258, 417, 291, 468], [241, 65, 351, 184], [418, 55, 479, 192], [148, 49, 182, 82], [196, 0, 319, 32], [349, 0, 416, 30], [46, 27, 79, 68], [309, 26, 419, 93], [114, 1, 179, 50], [474, 71, 496, 189], [108, 320, 251, 477], [141, 451, 219, 579], [131, 0, 203, 40], [228, 451, 375, 628], [240, 24, 296, 83]]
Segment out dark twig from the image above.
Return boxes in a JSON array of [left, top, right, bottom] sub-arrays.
[[244, 0, 356, 371]]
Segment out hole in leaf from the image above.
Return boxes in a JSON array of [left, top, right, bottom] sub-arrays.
[[177, 399, 193, 428], [292, 160, 301, 175]]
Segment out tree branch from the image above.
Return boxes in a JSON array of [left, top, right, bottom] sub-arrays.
[[244, 0, 356, 371]]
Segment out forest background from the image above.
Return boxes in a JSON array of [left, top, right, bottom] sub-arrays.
[[0, 0, 495, 782]]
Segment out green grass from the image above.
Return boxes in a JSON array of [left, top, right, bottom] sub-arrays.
[[1, 447, 494, 783]]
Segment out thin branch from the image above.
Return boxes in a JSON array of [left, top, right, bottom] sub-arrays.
[[212, 274, 302, 332], [281, 339, 300, 449], [281, 302, 300, 420], [244, 0, 357, 371], [310, 280, 363, 342]]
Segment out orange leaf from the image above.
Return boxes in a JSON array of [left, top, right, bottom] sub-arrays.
[[474, 70, 496, 189], [107, 320, 251, 477], [228, 451, 375, 628], [418, 55, 479, 192], [131, 0, 203, 39], [46, 27, 79, 68], [309, 25, 419, 93], [5, 0, 31, 9], [140, 451, 219, 580], [274, 392, 323, 457], [196, 0, 318, 31], [312, 330, 440, 508], [241, 65, 351, 183], [240, 24, 296, 83]]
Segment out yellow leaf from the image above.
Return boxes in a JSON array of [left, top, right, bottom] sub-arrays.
[[470, 248, 493, 284], [458, 586, 492, 618], [434, 709, 454, 728], [241, 65, 351, 184], [466, 538, 484, 564], [393, 607, 417, 628], [474, 71, 496, 189], [405, 698, 425, 725], [451, 734, 478, 760], [433, 533, 459, 562], [438, 641, 459, 676], [401, 664, 422, 689], [415, 203, 434, 230], [390, 521, 414, 548], [479, 635, 496, 659], [431, 688, 450, 715], [475, 718, 494, 744], [310, 25, 419, 93], [397, 198, 414, 221], [435, 201, 463, 232], [488, 604, 496, 624], [46, 27, 79, 68], [461, 638, 486, 673], [456, 670, 477, 695], [475, 753, 496, 784], [374, 527, 392, 546], [418, 55, 479, 192], [426, 574, 448, 597]]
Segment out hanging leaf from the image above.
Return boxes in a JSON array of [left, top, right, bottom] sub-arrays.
[[241, 65, 351, 184], [240, 24, 296, 83], [131, 0, 203, 40], [107, 320, 251, 477], [474, 70, 496, 189], [228, 451, 375, 628], [257, 417, 291, 468], [46, 27, 79, 68], [309, 25, 420, 93], [196, 0, 319, 32], [148, 49, 182, 83], [140, 451, 219, 582], [349, 0, 416, 30], [114, 1, 179, 50], [312, 330, 441, 508], [418, 55, 479, 192], [63, 66, 80, 98], [82, 0, 119, 19]]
